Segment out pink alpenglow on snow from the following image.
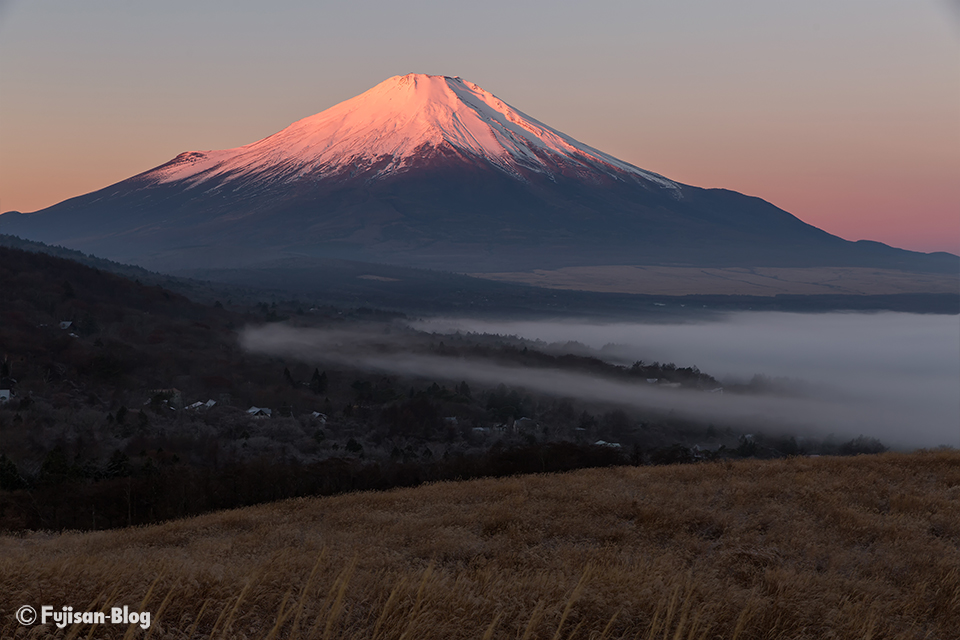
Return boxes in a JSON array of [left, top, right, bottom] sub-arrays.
[[146, 74, 678, 190]]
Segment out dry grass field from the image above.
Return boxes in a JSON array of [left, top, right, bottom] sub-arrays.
[[2, 451, 958, 639], [474, 266, 960, 296]]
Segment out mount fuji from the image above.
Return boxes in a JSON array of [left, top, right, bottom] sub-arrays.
[[1, 74, 955, 275]]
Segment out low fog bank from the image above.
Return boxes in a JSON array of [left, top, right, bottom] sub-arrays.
[[242, 311, 959, 449], [410, 312, 959, 449]]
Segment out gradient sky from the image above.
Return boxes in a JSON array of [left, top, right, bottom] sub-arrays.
[[1, 0, 958, 254]]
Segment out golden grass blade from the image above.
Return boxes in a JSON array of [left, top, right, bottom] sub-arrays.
[[729, 598, 755, 640], [123, 573, 165, 640], [598, 607, 621, 640], [322, 556, 358, 640], [289, 548, 328, 640], [63, 590, 106, 640], [265, 587, 294, 640], [670, 579, 694, 640], [683, 606, 706, 640], [87, 585, 122, 640], [372, 577, 408, 640], [645, 595, 665, 640], [185, 598, 211, 640], [552, 565, 593, 640], [565, 618, 586, 640], [651, 583, 681, 640], [398, 561, 435, 640], [209, 576, 253, 640], [521, 599, 547, 640], [481, 611, 503, 640], [143, 583, 177, 640]]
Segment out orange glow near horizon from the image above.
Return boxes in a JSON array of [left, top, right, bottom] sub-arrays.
[[645, 157, 960, 255]]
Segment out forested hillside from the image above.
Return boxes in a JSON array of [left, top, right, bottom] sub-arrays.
[[0, 246, 886, 531]]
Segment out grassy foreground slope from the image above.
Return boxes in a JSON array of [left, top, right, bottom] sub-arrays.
[[2, 451, 958, 640]]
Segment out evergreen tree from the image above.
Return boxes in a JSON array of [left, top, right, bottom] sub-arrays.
[[40, 446, 72, 483], [0, 454, 26, 490], [310, 369, 328, 394], [106, 450, 131, 478]]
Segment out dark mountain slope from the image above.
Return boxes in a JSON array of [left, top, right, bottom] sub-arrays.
[[1, 74, 955, 275]]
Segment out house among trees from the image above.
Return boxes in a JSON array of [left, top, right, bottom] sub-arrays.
[[149, 389, 183, 410], [247, 406, 272, 419], [514, 417, 537, 433], [0, 390, 10, 404], [594, 440, 622, 449], [186, 399, 217, 410]]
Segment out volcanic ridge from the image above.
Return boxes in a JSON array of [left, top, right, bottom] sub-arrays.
[[1, 74, 956, 277]]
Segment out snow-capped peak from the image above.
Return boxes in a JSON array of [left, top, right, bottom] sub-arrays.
[[147, 74, 678, 190]]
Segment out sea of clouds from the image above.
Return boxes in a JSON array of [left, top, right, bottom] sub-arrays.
[[242, 312, 960, 450]]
